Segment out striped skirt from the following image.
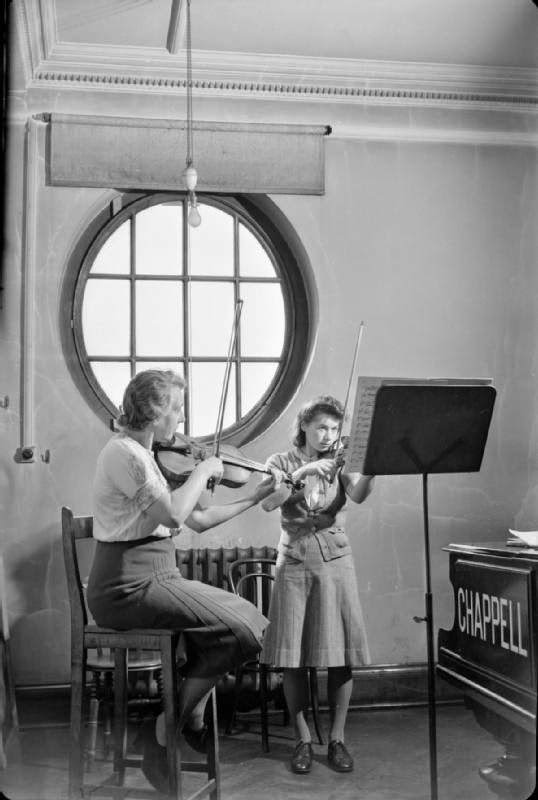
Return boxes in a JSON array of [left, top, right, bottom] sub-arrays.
[[260, 533, 370, 668], [87, 536, 267, 679]]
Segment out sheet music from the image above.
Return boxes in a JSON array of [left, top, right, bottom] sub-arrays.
[[342, 376, 493, 474], [344, 377, 384, 473]]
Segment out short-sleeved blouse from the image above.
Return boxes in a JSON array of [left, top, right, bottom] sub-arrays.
[[92, 433, 171, 542]]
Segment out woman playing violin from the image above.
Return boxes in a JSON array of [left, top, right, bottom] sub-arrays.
[[86, 369, 279, 793], [260, 395, 374, 775]]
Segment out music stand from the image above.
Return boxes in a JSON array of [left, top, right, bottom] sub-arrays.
[[356, 382, 496, 800]]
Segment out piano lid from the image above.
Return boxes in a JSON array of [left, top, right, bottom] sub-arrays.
[[444, 542, 538, 560]]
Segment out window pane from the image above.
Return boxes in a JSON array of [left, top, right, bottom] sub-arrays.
[[136, 281, 183, 357], [239, 283, 285, 357], [190, 283, 235, 357], [135, 361, 185, 378], [90, 362, 131, 409], [135, 204, 182, 275], [90, 222, 130, 275], [241, 362, 279, 416], [189, 204, 234, 276], [239, 223, 276, 277], [189, 362, 236, 438], [83, 279, 130, 356]]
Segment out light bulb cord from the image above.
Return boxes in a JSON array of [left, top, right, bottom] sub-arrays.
[[186, 0, 194, 168]]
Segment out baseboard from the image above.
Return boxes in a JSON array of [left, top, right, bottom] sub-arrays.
[[338, 663, 462, 708], [15, 664, 462, 727]]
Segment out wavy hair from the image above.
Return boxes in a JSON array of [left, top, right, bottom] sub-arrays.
[[292, 395, 343, 448], [117, 370, 185, 431]]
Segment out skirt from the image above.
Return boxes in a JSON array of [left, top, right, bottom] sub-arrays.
[[87, 536, 267, 679], [260, 532, 370, 668]]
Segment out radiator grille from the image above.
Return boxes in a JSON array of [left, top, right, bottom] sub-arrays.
[[175, 545, 277, 591]]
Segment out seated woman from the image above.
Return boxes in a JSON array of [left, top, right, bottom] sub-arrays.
[[86, 369, 278, 792], [260, 395, 374, 775]]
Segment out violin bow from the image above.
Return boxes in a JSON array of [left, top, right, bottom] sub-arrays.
[[333, 320, 365, 469], [212, 298, 244, 459]]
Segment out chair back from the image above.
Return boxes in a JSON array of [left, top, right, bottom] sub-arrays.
[[61, 506, 94, 639], [228, 558, 276, 616]]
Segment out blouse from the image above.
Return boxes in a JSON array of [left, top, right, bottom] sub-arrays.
[[92, 433, 172, 542], [266, 447, 348, 550]]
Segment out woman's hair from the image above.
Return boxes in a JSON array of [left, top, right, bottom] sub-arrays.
[[292, 395, 344, 448], [117, 370, 185, 430]]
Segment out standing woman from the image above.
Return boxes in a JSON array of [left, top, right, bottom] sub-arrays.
[[86, 369, 278, 793], [260, 395, 374, 774]]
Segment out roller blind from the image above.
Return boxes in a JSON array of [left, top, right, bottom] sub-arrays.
[[43, 113, 330, 195]]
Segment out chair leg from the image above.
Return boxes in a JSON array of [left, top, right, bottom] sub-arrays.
[[309, 668, 324, 745], [113, 649, 128, 785], [207, 688, 221, 800], [259, 664, 269, 753], [85, 694, 100, 768], [69, 646, 86, 800], [103, 671, 113, 760], [224, 666, 244, 735], [161, 636, 181, 800]]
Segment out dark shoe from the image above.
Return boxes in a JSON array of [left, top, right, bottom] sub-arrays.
[[182, 723, 210, 754], [328, 740, 354, 772], [290, 741, 313, 774], [140, 720, 169, 794]]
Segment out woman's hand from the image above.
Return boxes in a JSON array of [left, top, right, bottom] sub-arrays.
[[293, 458, 338, 482], [252, 467, 284, 503], [197, 455, 224, 485]]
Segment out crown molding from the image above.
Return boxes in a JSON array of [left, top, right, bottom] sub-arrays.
[[39, 0, 58, 59], [13, 0, 44, 82], [13, 29, 535, 110]]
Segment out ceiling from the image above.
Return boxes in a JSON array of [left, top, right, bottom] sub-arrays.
[[50, 0, 537, 68]]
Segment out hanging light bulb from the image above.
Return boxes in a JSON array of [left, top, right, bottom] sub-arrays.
[[188, 193, 201, 228], [183, 0, 201, 227], [182, 163, 198, 192]]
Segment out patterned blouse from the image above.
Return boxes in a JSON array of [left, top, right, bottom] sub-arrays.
[[93, 433, 171, 542]]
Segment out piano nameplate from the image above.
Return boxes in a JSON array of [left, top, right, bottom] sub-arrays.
[[447, 559, 534, 690]]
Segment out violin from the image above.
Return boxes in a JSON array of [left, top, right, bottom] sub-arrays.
[[153, 433, 302, 492], [327, 435, 350, 469]]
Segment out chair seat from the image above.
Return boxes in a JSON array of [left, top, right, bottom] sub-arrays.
[[87, 649, 162, 671]]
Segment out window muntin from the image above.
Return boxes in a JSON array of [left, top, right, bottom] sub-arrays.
[[76, 196, 294, 439]]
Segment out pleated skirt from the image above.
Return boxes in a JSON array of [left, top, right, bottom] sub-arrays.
[[260, 534, 370, 668], [87, 536, 267, 678]]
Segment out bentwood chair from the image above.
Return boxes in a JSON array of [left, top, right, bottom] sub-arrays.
[[61, 506, 220, 800], [226, 557, 324, 752]]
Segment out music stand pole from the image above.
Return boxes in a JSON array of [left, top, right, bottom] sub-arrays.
[[421, 472, 438, 800]]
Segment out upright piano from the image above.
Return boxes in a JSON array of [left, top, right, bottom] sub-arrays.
[[437, 542, 537, 797]]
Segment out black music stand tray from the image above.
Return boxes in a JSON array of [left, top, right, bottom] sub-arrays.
[[360, 383, 496, 800]]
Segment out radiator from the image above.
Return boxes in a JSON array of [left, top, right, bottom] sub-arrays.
[[175, 545, 277, 592]]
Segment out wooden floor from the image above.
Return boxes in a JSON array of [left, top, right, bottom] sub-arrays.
[[0, 700, 533, 800]]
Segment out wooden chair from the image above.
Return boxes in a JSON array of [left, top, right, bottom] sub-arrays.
[[225, 557, 324, 752], [0, 555, 19, 770], [84, 645, 162, 767], [61, 506, 220, 800]]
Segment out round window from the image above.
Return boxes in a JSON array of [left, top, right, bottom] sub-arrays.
[[64, 193, 315, 443]]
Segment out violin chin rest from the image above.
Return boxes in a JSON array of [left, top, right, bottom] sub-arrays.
[[261, 486, 292, 512]]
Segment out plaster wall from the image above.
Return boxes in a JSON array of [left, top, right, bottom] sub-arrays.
[[1, 97, 537, 684]]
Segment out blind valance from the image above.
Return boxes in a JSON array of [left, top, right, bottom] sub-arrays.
[[43, 114, 330, 195]]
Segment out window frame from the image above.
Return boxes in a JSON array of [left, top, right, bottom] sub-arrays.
[[61, 192, 317, 445]]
